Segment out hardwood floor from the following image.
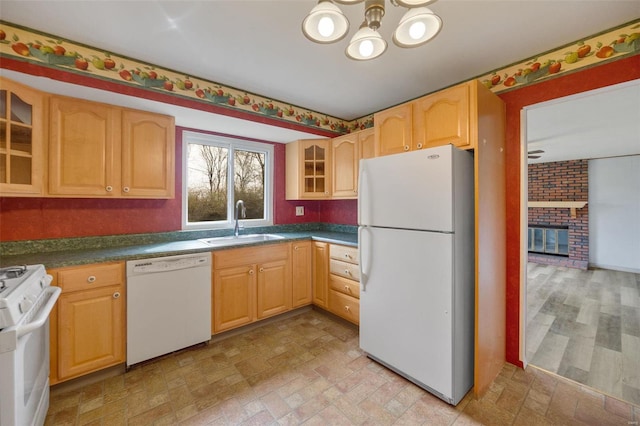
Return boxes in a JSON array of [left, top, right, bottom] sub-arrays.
[[526, 262, 640, 407], [46, 309, 640, 425]]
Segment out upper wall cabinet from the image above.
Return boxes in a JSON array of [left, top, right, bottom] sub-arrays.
[[49, 95, 175, 198], [0, 77, 45, 196], [374, 103, 413, 156], [286, 138, 331, 200], [413, 81, 473, 150], [331, 128, 375, 199], [121, 110, 175, 198]]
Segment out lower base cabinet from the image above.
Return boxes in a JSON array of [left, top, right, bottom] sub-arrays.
[[327, 244, 360, 325], [212, 243, 291, 333], [49, 262, 125, 384]]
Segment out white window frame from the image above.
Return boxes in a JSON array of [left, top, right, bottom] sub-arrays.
[[182, 130, 274, 230]]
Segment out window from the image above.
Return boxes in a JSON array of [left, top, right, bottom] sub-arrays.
[[182, 131, 273, 229]]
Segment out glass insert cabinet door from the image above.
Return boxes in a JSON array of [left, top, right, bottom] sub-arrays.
[[303, 142, 327, 196], [0, 78, 44, 195]]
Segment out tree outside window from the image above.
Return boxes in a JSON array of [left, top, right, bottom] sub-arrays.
[[183, 131, 273, 229]]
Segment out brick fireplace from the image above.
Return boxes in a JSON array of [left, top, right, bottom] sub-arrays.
[[528, 159, 589, 269]]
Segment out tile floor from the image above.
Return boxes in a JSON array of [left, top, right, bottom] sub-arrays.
[[526, 263, 640, 406], [45, 309, 639, 425]]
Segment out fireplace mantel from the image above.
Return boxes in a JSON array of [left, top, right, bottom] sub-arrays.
[[527, 201, 588, 218]]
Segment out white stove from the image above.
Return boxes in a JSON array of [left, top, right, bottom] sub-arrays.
[[0, 265, 53, 330], [0, 264, 60, 426]]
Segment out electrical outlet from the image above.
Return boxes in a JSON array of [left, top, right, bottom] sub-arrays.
[[295, 206, 304, 216]]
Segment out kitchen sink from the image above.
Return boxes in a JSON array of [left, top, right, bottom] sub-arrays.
[[198, 234, 285, 247]]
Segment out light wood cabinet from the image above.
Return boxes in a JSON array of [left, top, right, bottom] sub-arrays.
[[331, 133, 358, 199], [121, 109, 175, 198], [286, 138, 331, 199], [291, 241, 313, 308], [212, 243, 291, 333], [48, 95, 174, 198], [359, 127, 375, 160], [330, 128, 376, 199], [49, 96, 120, 196], [312, 241, 329, 308], [374, 103, 413, 156], [49, 262, 125, 384], [0, 77, 45, 196], [328, 244, 360, 324], [413, 81, 474, 150], [213, 264, 256, 332]]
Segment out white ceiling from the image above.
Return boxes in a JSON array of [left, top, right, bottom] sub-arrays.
[[526, 79, 640, 164], [1, 1, 639, 149]]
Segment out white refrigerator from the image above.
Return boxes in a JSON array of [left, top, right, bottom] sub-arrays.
[[358, 144, 475, 405]]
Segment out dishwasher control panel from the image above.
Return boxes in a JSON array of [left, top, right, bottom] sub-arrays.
[[127, 253, 211, 275]]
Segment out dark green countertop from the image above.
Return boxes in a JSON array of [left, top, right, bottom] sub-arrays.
[[0, 224, 358, 269]]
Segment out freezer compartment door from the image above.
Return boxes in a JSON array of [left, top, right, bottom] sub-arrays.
[[359, 226, 454, 399], [358, 145, 460, 232]]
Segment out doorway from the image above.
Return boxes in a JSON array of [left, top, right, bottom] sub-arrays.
[[521, 80, 640, 406]]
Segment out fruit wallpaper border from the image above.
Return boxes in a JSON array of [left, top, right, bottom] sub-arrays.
[[0, 20, 367, 135], [477, 20, 639, 93], [0, 19, 638, 133]]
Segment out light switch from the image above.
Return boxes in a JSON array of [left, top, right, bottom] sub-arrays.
[[295, 206, 304, 216]]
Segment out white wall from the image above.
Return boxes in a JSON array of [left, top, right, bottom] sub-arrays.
[[588, 155, 640, 272]]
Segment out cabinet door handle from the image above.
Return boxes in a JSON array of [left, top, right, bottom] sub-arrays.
[[259, 267, 264, 273], [123, 186, 130, 193], [345, 306, 350, 312], [248, 269, 254, 275], [416, 143, 423, 149], [403, 145, 409, 151], [113, 291, 121, 299], [105, 186, 113, 192], [294, 246, 299, 251], [87, 276, 96, 283]]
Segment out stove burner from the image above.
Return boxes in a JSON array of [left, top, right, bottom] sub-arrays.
[[0, 265, 27, 280]]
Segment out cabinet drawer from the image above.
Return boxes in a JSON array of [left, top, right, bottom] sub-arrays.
[[329, 259, 360, 281], [330, 244, 358, 265], [329, 274, 360, 299], [56, 262, 124, 292], [328, 289, 359, 325]]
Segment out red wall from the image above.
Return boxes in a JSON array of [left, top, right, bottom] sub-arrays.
[[0, 126, 357, 242], [498, 55, 640, 366]]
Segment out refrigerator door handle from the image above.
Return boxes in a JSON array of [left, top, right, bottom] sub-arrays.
[[359, 226, 370, 291]]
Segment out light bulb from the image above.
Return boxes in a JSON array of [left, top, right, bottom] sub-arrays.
[[359, 39, 374, 57], [317, 16, 335, 37], [409, 21, 426, 40]]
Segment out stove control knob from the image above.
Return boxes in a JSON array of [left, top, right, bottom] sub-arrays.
[[19, 296, 34, 314]]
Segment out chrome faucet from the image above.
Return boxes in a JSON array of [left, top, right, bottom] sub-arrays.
[[234, 200, 246, 237]]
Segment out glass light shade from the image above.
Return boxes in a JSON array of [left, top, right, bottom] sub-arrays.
[[346, 26, 387, 60], [302, 1, 349, 44], [393, 0, 437, 6], [393, 7, 442, 48]]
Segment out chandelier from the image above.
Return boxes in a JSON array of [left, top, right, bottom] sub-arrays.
[[302, 0, 442, 61]]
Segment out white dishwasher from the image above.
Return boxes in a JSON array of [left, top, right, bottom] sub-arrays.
[[126, 252, 212, 367]]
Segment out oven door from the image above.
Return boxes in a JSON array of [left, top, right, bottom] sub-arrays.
[[0, 286, 61, 426]]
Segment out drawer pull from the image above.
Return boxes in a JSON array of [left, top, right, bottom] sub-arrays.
[[113, 291, 121, 299], [416, 143, 423, 149], [249, 269, 254, 275], [344, 285, 350, 292], [123, 186, 130, 193], [105, 185, 113, 192], [87, 276, 96, 283], [345, 306, 350, 311], [403, 145, 409, 151], [344, 254, 351, 259], [344, 269, 351, 275], [259, 267, 264, 273]]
